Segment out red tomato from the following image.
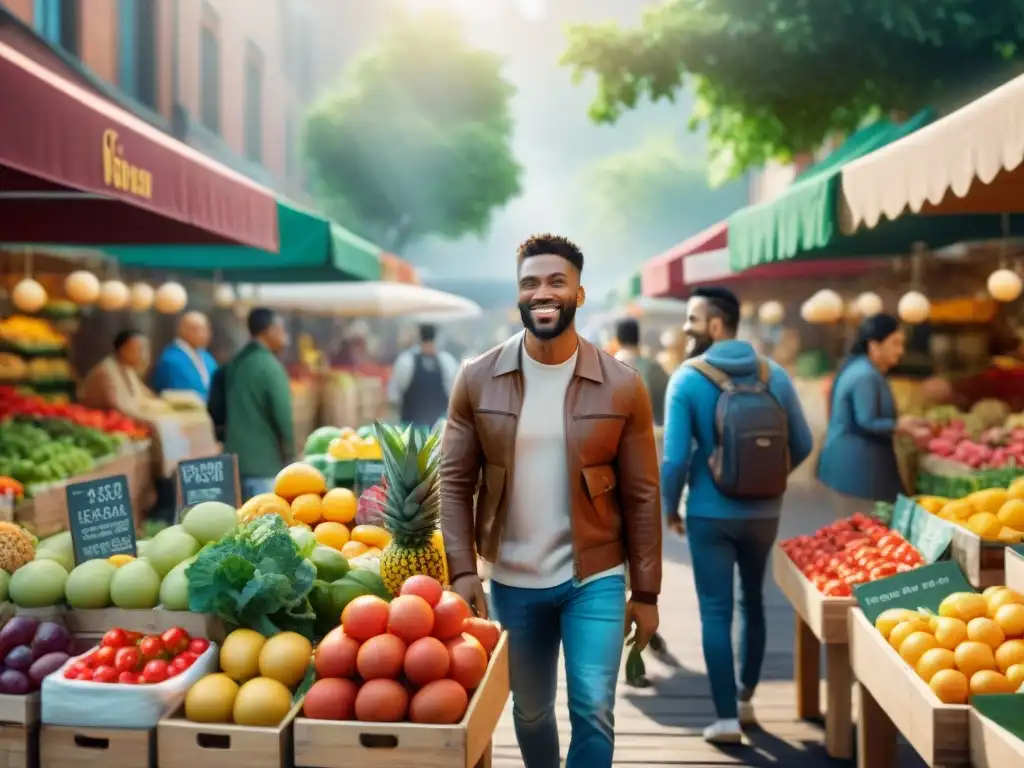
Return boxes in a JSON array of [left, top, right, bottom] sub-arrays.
[[81, 652, 100, 669], [63, 663, 86, 680], [94, 646, 116, 667], [896, 563, 914, 573], [141, 660, 169, 684], [124, 631, 143, 645], [174, 651, 199, 670], [870, 563, 898, 580], [187, 638, 210, 656], [117, 672, 139, 685], [93, 665, 119, 684], [161, 627, 191, 656], [139, 636, 165, 660], [114, 647, 141, 673], [101, 629, 128, 649], [77, 668, 94, 681]]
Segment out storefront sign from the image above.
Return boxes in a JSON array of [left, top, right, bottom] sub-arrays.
[[102, 129, 153, 199], [177, 454, 240, 516], [854, 561, 974, 624], [66, 474, 137, 565]]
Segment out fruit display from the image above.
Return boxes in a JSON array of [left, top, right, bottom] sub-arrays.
[[0, 420, 102, 487], [302, 575, 501, 724], [0, 616, 73, 693], [901, 400, 1024, 470], [183, 627, 311, 725], [303, 425, 384, 463], [0, 389, 148, 439], [915, 477, 1024, 543], [873, 586, 1024, 703], [0, 477, 24, 502], [780, 513, 925, 596], [61, 627, 211, 685], [0, 316, 66, 354]]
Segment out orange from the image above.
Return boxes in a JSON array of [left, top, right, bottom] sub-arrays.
[[1009, 476, 1024, 500], [341, 540, 369, 559], [915, 648, 956, 683], [938, 592, 988, 623], [966, 617, 1005, 650], [1006, 663, 1024, 689], [967, 512, 1001, 539], [929, 669, 969, 704], [899, 632, 938, 667], [933, 617, 969, 650], [970, 669, 1016, 695], [994, 603, 1024, 638], [968, 489, 1009, 515], [290, 494, 325, 526], [984, 585, 1008, 598], [889, 620, 932, 651], [875, 608, 924, 640], [314, 522, 351, 551], [238, 493, 295, 526], [322, 488, 358, 524], [941, 500, 973, 521], [954, 641, 996, 679], [273, 463, 327, 501], [994, 639, 1024, 673], [985, 587, 1024, 618], [997, 497, 1024, 529]]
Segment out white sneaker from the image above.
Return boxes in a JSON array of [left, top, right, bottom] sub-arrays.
[[737, 700, 756, 726], [703, 718, 744, 744]]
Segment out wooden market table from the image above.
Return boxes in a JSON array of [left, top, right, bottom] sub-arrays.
[[1004, 545, 1024, 590], [772, 543, 856, 759]]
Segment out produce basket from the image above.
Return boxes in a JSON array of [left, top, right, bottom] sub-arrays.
[[293, 632, 510, 768]]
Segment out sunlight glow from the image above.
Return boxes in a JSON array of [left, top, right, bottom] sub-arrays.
[[403, 0, 546, 22]]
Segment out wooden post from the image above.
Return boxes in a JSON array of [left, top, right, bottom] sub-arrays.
[[857, 681, 897, 768], [794, 614, 821, 720], [825, 642, 853, 759]]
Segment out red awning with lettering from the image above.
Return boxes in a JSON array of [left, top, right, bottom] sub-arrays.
[[0, 41, 278, 250], [641, 220, 727, 298]]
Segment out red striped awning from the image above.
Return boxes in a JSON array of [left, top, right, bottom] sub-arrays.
[[641, 221, 727, 298]]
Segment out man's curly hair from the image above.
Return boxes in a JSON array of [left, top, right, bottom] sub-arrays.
[[516, 233, 584, 273]]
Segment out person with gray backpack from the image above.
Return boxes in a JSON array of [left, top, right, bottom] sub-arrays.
[[661, 287, 813, 745]]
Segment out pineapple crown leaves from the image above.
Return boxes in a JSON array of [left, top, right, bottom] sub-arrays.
[[372, 421, 442, 544]]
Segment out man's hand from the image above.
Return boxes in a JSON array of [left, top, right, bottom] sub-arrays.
[[624, 600, 659, 651], [667, 514, 685, 537], [452, 573, 489, 620]]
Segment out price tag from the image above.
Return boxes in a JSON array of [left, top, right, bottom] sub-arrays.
[[907, 505, 955, 563], [890, 495, 918, 537], [66, 474, 136, 565], [177, 454, 240, 519], [853, 561, 974, 624]]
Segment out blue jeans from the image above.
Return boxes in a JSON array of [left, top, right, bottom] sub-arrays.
[[490, 575, 626, 768], [688, 516, 780, 720], [240, 477, 275, 502]]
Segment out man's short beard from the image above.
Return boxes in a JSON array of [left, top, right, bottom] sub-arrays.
[[686, 334, 713, 359], [519, 301, 577, 341]]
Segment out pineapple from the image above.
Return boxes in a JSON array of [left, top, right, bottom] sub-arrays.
[[373, 421, 448, 594]]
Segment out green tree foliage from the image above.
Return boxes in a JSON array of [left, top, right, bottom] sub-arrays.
[[304, 9, 523, 251], [562, 1, 1024, 183]]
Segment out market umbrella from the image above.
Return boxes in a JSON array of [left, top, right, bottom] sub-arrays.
[[234, 282, 483, 319]]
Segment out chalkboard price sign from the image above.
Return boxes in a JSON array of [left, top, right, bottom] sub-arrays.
[[66, 474, 137, 565], [177, 454, 240, 515]]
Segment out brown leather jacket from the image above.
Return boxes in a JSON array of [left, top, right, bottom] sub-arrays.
[[440, 332, 662, 603]]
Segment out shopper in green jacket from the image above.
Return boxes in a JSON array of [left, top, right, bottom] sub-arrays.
[[209, 308, 294, 500]]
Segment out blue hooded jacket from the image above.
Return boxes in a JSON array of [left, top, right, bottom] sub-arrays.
[[661, 340, 814, 520]]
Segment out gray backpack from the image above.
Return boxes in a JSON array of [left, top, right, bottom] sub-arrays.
[[686, 356, 790, 499]]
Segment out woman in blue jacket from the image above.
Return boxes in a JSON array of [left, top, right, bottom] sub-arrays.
[[818, 313, 907, 513]]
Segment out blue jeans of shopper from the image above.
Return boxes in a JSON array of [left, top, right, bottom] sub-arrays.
[[490, 575, 625, 768], [240, 477, 275, 502], [688, 516, 780, 720]]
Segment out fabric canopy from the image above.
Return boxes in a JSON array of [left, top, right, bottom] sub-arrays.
[[607, 273, 642, 307], [0, 41, 278, 250], [641, 221, 728, 298], [105, 200, 382, 283], [235, 282, 482, 319], [686, 248, 884, 286], [840, 73, 1024, 231]]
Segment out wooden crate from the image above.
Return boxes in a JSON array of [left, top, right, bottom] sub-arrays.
[[0, 694, 40, 768], [1004, 546, 1024, 591], [849, 608, 969, 767], [294, 632, 510, 768], [770, 543, 855, 759], [66, 609, 226, 642], [969, 710, 1024, 767], [157, 700, 301, 768], [949, 527, 1005, 588], [38, 725, 153, 768]]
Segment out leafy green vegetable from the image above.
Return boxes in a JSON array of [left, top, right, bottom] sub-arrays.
[[186, 515, 317, 639]]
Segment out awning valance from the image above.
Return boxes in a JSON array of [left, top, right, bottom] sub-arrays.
[[840, 73, 1024, 231], [641, 221, 727, 298], [235, 282, 481, 319], [0, 41, 278, 249]]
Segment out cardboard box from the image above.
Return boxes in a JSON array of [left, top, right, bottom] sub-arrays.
[[294, 632, 510, 768], [38, 725, 153, 768], [157, 700, 302, 768]]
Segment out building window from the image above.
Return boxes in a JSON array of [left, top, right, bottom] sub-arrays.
[[244, 44, 263, 163], [117, 0, 157, 109], [35, 0, 80, 57], [199, 15, 221, 133]]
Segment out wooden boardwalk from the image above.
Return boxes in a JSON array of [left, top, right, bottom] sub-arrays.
[[489, 486, 926, 767]]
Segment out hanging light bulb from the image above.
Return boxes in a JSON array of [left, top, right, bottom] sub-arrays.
[[130, 283, 154, 312], [987, 268, 1023, 303], [898, 291, 931, 324], [758, 301, 785, 326], [154, 282, 188, 314], [806, 289, 843, 323], [65, 271, 100, 306], [214, 284, 235, 308], [855, 292, 884, 318], [12, 279, 47, 314], [98, 280, 129, 311]]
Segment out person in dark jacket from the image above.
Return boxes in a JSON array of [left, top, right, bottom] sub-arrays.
[[818, 313, 906, 515]]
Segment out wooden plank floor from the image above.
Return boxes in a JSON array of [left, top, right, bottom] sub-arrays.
[[489, 485, 927, 767]]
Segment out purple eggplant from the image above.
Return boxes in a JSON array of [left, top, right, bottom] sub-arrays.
[[4, 646, 32, 672], [28, 652, 69, 688], [30, 622, 71, 659], [0, 617, 39, 659], [0, 669, 30, 695]]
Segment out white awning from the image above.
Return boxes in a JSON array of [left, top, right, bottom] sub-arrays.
[[235, 282, 482, 320]]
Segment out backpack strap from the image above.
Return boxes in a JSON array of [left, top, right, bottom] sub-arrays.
[[756, 357, 771, 385], [685, 357, 735, 392]]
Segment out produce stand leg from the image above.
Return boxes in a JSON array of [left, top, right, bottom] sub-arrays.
[[825, 642, 853, 760], [795, 614, 821, 720], [474, 739, 492, 767], [857, 681, 896, 768]]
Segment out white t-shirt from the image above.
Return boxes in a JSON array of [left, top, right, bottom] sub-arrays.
[[490, 345, 624, 589]]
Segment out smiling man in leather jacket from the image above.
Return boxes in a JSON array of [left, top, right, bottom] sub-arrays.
[[441, 233, 662, 768]]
